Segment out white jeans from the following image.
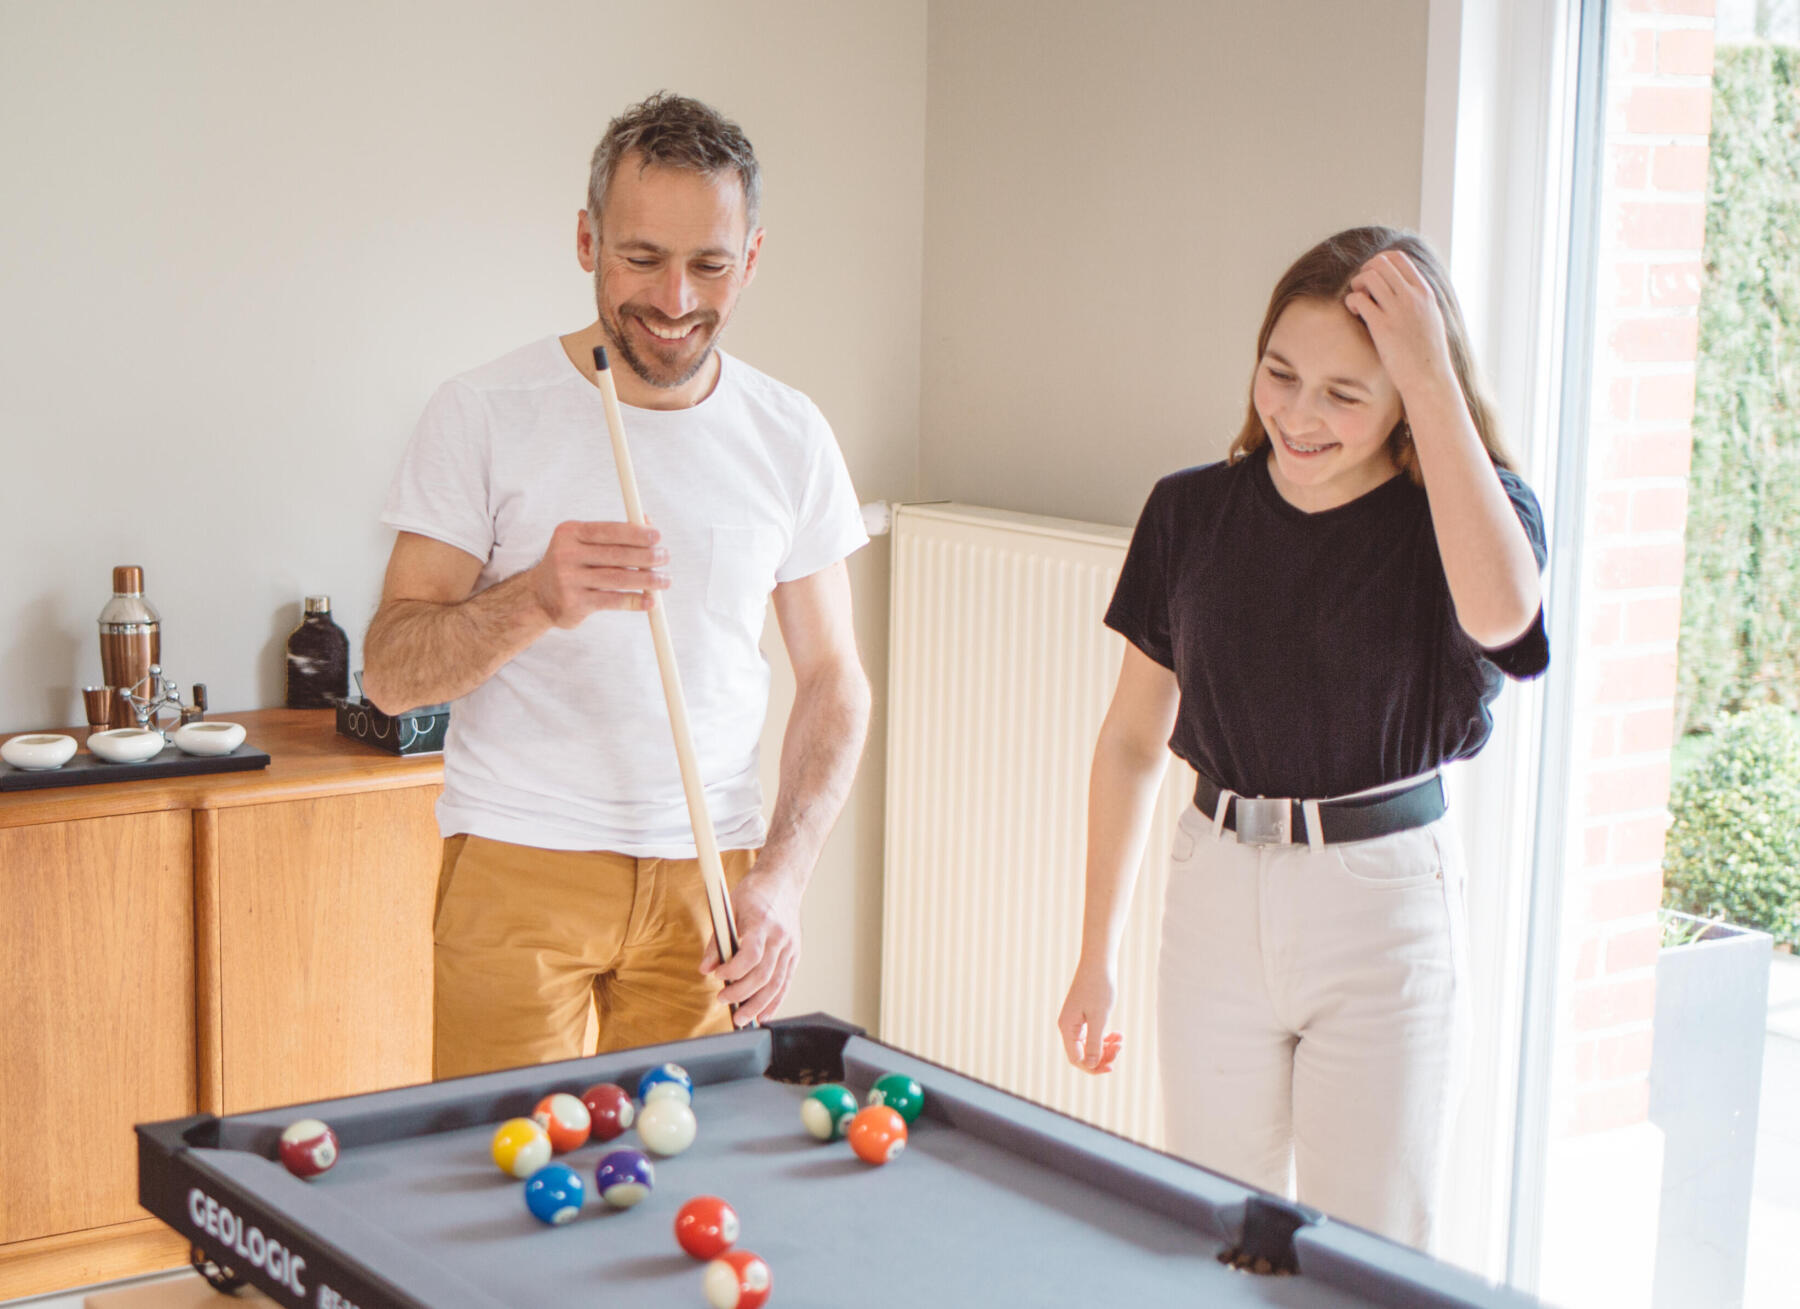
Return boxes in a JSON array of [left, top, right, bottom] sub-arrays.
[[1156, 804, 1471, 1251]]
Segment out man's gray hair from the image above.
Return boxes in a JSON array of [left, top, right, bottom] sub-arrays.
[[587, 92, 762, 243]]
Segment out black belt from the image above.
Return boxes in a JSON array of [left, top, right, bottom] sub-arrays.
[[1193, 772, 1446, 846]]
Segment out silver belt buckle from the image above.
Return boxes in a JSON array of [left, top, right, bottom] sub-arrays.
[[1235, 796, 1293, 846]]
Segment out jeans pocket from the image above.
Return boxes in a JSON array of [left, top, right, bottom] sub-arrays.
[[433, 834, 471, 939], [1327, 824, 1444, 890], [1168, 807, 1206, 865]]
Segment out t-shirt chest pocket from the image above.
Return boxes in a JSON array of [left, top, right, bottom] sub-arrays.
[[706, 525, 783, 630]]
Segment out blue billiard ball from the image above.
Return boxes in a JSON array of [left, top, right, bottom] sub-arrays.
[[637, 1062, 693, 1105], [595, 1148, 655, 1208], [524, 1162, 585, 1226]]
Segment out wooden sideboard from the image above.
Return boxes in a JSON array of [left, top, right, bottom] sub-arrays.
[[0, 709, 444, 1298]]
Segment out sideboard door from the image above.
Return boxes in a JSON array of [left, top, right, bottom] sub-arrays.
[[0, 812, 196, 1244], [210, 785, 442, 1114]]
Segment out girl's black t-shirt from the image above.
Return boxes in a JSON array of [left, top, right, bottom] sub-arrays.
[[1105, 452, 1550, 800]]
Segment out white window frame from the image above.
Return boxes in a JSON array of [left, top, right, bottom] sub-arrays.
[[1418, 0, 1598, 1288]]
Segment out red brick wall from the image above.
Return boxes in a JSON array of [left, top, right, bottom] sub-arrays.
[[1559, 0, 1716, 1138]]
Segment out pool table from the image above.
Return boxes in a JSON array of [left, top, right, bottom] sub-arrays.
[[137, 1016, 1537, 1308]]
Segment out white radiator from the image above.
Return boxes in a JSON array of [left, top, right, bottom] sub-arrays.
[[880, 502, 1196, 1146]]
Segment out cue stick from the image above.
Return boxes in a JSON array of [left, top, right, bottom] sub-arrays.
[[590, 345, 742, 970]]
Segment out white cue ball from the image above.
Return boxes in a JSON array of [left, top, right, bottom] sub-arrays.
[[636, 1098, 698, 1157]]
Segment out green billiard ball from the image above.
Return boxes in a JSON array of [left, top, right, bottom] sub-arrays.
[[801, 1084, 860, 1141], [868, 1073, 925, 1125]]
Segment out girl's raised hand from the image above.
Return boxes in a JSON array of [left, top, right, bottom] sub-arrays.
[[1343, 251, 1455, 399]]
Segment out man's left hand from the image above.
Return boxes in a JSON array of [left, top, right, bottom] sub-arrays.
[[701, 862, 803, 1026]]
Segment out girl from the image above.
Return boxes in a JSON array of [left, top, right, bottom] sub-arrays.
[[1056, 226, 1548, 1251]]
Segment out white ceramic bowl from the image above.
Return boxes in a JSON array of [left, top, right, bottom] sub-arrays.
[[173, 721, 246, 757], [2, 733, 79, 770], [88, 728, 167, 764]]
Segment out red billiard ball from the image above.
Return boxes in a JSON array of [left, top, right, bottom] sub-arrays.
[[581, 1082, 635, 1142], [703, 1249, 771, 1309], [532, 1092, 592, 1153], [675, 1195, 740, 1260], [278, 1118, 338, 1179], [847, 1105, 907, 1166]]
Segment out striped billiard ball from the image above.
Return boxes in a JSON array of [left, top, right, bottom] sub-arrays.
[[800, 1084, 859, 1142], [868, 1073, 925, 1124], [532, 1092, 592, 1153], [596, 1148, 655, 1208], [278, 1119, 338, 1179], [491, 1118, 553, 1179]]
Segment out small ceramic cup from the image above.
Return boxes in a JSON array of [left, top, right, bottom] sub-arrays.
[[1, 733, 79, 771], [173, 721, 246, 757], [87, 728, 167, 764]]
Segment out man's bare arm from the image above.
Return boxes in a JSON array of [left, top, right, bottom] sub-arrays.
[[759, 563, 872, 889], [361, 524, 668, 715], [705, 560, 871, 1022]]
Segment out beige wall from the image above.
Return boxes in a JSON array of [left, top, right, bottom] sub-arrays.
[[1, 0, 1433, 1034], [919, 0, 1430, 527], [0, 0, 923, 724], [0, 0, 925, 1029]]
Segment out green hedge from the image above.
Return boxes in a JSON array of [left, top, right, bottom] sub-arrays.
[[1679, 43, 1800, 736], [1662, 704, 1800, 948]]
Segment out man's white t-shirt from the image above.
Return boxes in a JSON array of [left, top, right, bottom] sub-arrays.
[[381, 338, 868, 856]]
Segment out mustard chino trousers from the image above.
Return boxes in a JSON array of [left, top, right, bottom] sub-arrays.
[[432, 833, 753, 1080]]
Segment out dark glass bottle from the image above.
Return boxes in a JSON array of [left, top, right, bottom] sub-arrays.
[[286, 595, 350, 709]]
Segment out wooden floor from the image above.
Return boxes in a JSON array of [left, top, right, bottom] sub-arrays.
[[0, 1270, 272, 1308]]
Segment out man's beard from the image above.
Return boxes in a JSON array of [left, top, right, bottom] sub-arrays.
[[599, 292, 722, 390]]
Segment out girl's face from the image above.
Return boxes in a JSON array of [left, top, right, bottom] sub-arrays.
[[1252, 297, 1406, 513]]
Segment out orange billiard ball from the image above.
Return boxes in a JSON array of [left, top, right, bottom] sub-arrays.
[[846, 1104, 907, 1165], [532, 1093, 592, 1153]]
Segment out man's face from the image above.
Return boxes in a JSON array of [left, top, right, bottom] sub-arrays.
[[580, 154, 762, 391]]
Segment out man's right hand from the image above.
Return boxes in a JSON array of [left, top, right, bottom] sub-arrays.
[[529, 520, 671, 628]]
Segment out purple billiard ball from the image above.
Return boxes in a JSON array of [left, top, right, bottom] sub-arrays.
[[595, 1147, 655, 1208]]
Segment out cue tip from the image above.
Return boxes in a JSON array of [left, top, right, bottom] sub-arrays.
[[592, 345, 610, 373]]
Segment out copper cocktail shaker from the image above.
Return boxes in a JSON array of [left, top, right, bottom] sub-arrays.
[[98, 565, 160, 728]]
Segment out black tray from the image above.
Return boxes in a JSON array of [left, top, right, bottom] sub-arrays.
[[0, 742, 271, 791]]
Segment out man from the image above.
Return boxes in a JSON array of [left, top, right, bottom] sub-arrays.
[[363, 93, 871, 1079]]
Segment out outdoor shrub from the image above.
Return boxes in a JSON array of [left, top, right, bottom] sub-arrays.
[[1679, 43, 1800, 736], [1663, 704, 1800, 948]]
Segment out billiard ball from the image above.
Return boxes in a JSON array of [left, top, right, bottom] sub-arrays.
[[636, 1097, 698, 1156], [531, 1092, 592, 1152], [703, 1250, 772, 1309], [637, 1062, 694, 1105], [581, 1082, 635, 1142], [277, 1119, 338, 1179], [868, 1073, 925, 1125], [523, 1162, 585, 1226], [847, 1105, 907, 1165], [492, 1118, 553, 1179], [595, 1148, 655, 1208], [675, 1195, 740, 1260], [800, 1084, 859, 1142]]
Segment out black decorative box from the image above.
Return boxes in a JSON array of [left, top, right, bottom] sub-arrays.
[[334, 698, 449, 755]]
